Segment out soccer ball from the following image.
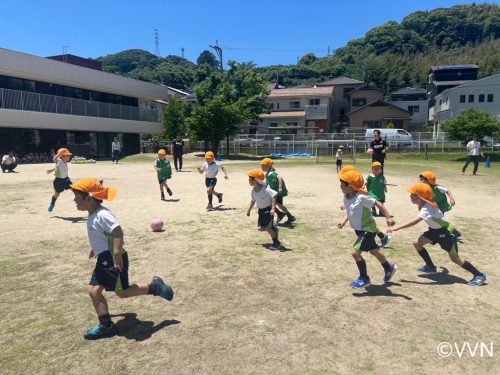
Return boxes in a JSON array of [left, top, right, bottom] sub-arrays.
[[150, 218, 164, 232], [367, 148, 374, 156]]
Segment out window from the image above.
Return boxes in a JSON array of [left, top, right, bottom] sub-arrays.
[[270, 122, 278, 128], [487, 94, 494, 102], [468, 94, 474, 103], [339, 108, 345, 116], [7, 77, 24, 90], [270, 103, 274, 109], [309, 98, 320, 106], [276, 102, 280, 109], [408, 105, 420, 113], [285, 122, 298, 127], [289, 101, 300, 109], [439, 100, 442, 105], [479, 94, 485, 103], [459, 95, 466, 103], [352, 98, 366, 106]]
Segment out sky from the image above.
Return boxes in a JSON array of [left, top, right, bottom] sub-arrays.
[[0, 0, 496, 66]]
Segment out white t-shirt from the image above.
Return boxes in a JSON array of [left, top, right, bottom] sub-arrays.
[[418, 203, 448, 229], [435, 186, 448, 194], [201, 161, 222, 178], [87, 207, 121, 256], [54, 159, 69, 178], [2, 155, 16, 165], [343, 193, 377, 232], [112, 141, 121, 151], [467, 140, 481, 156], [251, 185, 277, 209], [336, 150, 343, 160]]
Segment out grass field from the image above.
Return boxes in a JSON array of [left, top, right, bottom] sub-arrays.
[[0, 153, 499, 375]]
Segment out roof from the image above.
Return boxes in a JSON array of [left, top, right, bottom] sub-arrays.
[[431, 64, 478, 71], [434, 80, 474, 86], [268, 86, 333, 98], [347, 100, 411, 116], [347, 85, 384, 96], [260, 111, 306, 119], [316, 76, 364, 86], [432, 73, 500, 97], [166, 86, 191, 96], [389, 87, 426, 95]]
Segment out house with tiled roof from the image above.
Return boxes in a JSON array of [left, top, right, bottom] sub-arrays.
[[387, 87, 428, 127]]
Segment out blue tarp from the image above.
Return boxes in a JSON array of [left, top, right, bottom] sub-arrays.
[[269, 152, 311, 157]]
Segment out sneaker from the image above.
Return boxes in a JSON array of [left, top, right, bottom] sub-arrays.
[[84, 323, 117, 340], [416, 265, 437, 274], [161, 193, 166, 201], [276, 211, 286, 223], [48, 203, 55, 212], [167, 188, 173, 196], [206, 204, 213, 210], [270, 240, 282, 250], [383, 264, 398, 283], [380, 233, 391, 248], [468, 273, 486, 286], [350, 277, 371, 289], [151, 276, 174, 301], [218, 193, 223, 204], [284, 215, 296, 225]]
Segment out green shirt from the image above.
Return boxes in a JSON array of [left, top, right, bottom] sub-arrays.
[[265, 171, 288, 197], [366, 174, 386, 202], [155, 158, 172, 180], [432, 186, 452, 213]]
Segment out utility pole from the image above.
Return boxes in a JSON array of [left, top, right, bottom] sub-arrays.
[[209, 40, 223, 72], [154, 29, 160, 57], [181, 47, 185, 58], [62, 46, 69, 63], [327, 45, 331, 57]]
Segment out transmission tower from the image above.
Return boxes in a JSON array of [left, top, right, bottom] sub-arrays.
[[154, 29, 160, 57]]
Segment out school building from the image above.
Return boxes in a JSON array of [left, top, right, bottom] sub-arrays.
[[0, 47, 170, 157]]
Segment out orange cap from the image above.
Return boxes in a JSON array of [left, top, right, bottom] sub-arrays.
[[407, 182, 437, 207], [158, 149, 167, 155], [247, 169, 265, 180], [205, 151, 215, 159], [338, 170, 367, 193], [260, 157, 274, 166], [340, 165, 356, 173], [70, 178, 117, 201], [419, 171, 438, 186], [57, 148, 72, 156], [371, 161, 382, 167]]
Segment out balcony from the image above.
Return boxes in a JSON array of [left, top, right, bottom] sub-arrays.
[[304, 104, 328, 120], [0, 88, 159, 123]]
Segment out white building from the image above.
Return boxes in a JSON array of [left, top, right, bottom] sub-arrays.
[[0, 47, 170, 156], [387, 87, 428, 127], [429, 73, 500, 135]]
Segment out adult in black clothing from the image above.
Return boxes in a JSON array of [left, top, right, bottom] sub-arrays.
[[171, 134, 185, 171], [368, 130, 389, 173]]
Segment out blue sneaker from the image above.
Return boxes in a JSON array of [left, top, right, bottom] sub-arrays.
[[468, 273, 486, 286], [416, 265, 437, 274], [84, 323, 117, 340], [383, 264, 397, 283], [48, 203, 55, 212], [270, 240, 282, 250], [350, 277, 371, 289], [380, 233, 391, 248], [152, 276, 174, 301]]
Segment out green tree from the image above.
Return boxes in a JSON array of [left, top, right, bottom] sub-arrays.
[[442, 108, 500, 141], [196, 50, 219, 69], [161, 96, 190, 140]]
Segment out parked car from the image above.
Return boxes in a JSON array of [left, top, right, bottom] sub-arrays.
[[364, 128, 413, 146]]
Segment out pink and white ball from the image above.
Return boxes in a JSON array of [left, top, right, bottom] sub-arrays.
[[150, 218, 164, 232], [367, 148, 374, 156]]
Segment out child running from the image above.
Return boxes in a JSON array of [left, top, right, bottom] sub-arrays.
[[246, 169, 281, 250], [337, 170, 397, 288], [366, 161, 391, 247], [335, 146, 344, 173], [197, 151, 228, 210], [388, 182, 486, 286], [46, 148, 73, 212], [260, 157, 295, 224], [71, 178, 174, 340], [154, 149, 173, 200]]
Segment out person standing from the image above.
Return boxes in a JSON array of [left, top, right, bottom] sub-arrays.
[[171, 134, 185, 172], [1, 151, 18, 173], [111, 137, 121, 164], [368, 130, 389, 173], [461, 134, 483, 176]]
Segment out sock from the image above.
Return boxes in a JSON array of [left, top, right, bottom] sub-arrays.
[[381, 261, 392, 272], [461, 260, 481, 277], [51, 196, 57, 205], [377, 232, 385, 239], [98, 313, 113, 328], [148, 283, 159, 296], [418, 247, 435, 267], [286, 212, 293, 219], [208, 194, 213, 205], [356, 259, 369, 279]]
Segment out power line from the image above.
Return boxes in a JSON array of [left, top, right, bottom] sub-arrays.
[[209, 40, 224, 72]]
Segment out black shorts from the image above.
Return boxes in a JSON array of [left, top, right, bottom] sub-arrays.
[[276, 193, 284, 205], [53, 177, 72, 193], [336, 160, 342, 166], [205, 177, 217, 188], [353, 230, 379, 252], [258, 207, 273, 228], [90, 251, 130, 292], [158, 178, 170, 184], [421, 227, 458, 253]]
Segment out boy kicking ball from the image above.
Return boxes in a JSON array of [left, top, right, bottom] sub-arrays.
[[71, 178, 174, 340], [154, 149, 173, 200], [388, 182, 486, 286], [337, 170, 397, 288]]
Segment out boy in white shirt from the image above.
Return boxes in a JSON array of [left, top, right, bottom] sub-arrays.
[[462, 134, 484, 175], [388, 182, 486, 286], [197, 151, 228, 210], [46, 148, 73, 212], [337, 170, 397, 289], [246, 169, 281, 250], [335, 146, 344, 173]]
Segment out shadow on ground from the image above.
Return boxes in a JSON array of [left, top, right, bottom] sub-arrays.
[[352, 282, 412, 300], [111, 313, 180, 341], [52, 216, 87, 223]]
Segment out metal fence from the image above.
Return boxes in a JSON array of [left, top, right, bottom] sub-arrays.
[[0, 87, 159, 123]]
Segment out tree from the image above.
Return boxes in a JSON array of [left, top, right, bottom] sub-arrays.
[[442, 108, 500, 141], [161, 96, 190, 140], [196, 50, 219, 69], [298, 53, 317, 65]]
